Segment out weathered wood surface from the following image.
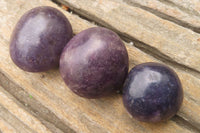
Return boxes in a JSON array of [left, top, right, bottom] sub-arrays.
[[56, 0, 200, 73], [167, 0, 200, 15], [0, 86, 52, 133], [0, 73, 74, 133], [0, 0, 200, 132], [123, 0, 200, 33]]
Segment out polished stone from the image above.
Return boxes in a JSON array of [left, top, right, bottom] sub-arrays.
[[123, 62, 183, 122], [60, 27, 129, 98], [10, 6, 72, 72]]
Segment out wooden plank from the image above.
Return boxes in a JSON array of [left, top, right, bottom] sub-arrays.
[[0, 44, 194, 131], [167, 0, 200, 16], [122, 0, 200, 32], [0, 86, 52, 133], [0, 0, 199, 132], [0, 117, 17, 133], [0, 72, 73, 133], [55, 0, 200, 73], [0, 106, 33, 133]]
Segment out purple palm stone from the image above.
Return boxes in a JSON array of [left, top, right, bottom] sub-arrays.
[[10, 6, 72, 72], [123, 62, 183, 122], [60, 27, 129, 98]]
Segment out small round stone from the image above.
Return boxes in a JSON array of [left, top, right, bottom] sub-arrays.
[[60, 27, 129, 98], [123, 62, 183, 122], [10, 6, 72, 72]]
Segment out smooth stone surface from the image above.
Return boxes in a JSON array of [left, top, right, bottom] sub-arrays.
[[123, 62, 183, 122], [60, 27, 129, 98], [10, 6, 72, 72]]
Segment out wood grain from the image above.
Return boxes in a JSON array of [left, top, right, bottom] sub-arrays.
[[0, 0, 199, 132], [0, 117, 18, 133], [166, 0, 200, 16], [0, 72, 73, 133], [0, 86, 52, 133], [55, 0, 200, 73], [0, 38, 194, 133], [122, 0, 200, 33]]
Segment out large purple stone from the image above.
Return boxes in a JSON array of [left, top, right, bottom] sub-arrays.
[[60, 27, 129, 98], [123, 62, 183, 122], [10, 6, 72, 72]]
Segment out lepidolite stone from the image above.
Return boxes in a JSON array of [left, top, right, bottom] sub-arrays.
[[60, 27, 129, 98], [10, 6, 72, 72], [123, 62, 183, 122]]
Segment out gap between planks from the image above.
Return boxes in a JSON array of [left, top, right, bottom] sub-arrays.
[[159, 0, 200, 17], [53, 0, 200, 75], [53, 0, 200, 81], [123, 0, 200, 33], [0, 68, 199, 133], [0, 72, 75, 133], [50, 1, 200, 131], [0, 0, 199, 132]]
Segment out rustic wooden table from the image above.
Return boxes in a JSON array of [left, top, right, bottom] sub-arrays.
[[0, 0, 200, 132]]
